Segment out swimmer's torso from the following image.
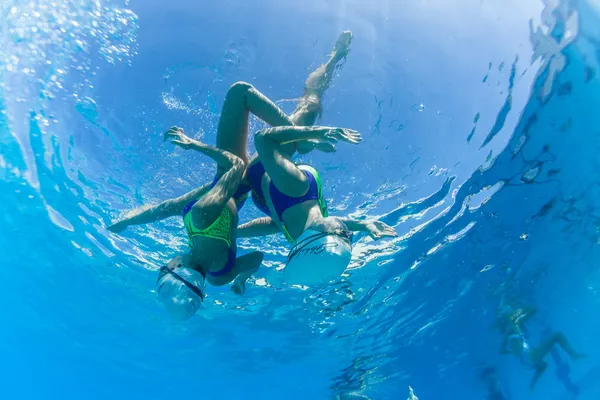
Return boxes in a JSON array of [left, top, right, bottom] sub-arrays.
[[186, 199, 239, 275]]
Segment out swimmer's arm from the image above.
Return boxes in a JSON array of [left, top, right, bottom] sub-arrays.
[[256, 126, 359, 146], [237, 217, 280, 238], [256, 126, 329, 144], [108, 183, 212, 233], [165, 127, 240, 169], [338, 218, 397, 240], [107, 200, 184, 233]]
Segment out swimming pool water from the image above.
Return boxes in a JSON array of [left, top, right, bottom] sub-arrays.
[[1, 0, 600, 399]]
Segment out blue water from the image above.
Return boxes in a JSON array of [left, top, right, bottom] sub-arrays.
[[2, 0, 600, 399]]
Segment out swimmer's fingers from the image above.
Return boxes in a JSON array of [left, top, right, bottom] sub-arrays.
[[164, 127, 195, 149], [367, 221, 397, 240], [379, 227, 398, 238], [342, 128, 362, 144], [331, 128, 361, 144], [376, 221, 397, 237], [163, 126, 184, 141]]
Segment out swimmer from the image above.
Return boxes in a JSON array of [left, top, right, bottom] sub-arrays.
[[237, 123, 397, 285], [107, 77, 310, 318], [498, 306, 585, 390], [236, 31, 396, 284]]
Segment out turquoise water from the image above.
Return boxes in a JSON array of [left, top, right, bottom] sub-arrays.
[[1, 0, 600, 399]]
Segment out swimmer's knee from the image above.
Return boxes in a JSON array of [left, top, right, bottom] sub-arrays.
[[228, 81, 253, 96]]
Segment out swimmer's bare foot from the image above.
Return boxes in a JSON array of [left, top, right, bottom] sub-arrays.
[[231, 278, 246, 295], [333, 30, 353, 59]]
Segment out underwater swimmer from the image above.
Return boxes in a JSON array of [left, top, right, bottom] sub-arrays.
[[108, 130, 261, 297], [238, 124, 397, 285], [497, 306, 585, 390], [108, 76, 310, 317], [236, 32, 396, 284]]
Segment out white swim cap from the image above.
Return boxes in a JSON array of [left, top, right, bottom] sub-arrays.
[[157, 267, 206, 321], [284, 229, 353, 286]]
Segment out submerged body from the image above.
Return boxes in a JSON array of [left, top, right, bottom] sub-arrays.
[[238, 30, 396, 285], [239, 123, 396, 285], [498, 306, 585, 390], [108, 31, 370, 317]]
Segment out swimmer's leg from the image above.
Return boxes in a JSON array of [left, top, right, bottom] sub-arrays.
[[254, 127, 318, 197], [206, 251, 264, 295], [216, 82, 294, 174], [255, 125, 359, 197], [535, 332, 586, 361], [245, 31, 352, 163], [290, 30, 353, 126], [530, 362, 548, 391]]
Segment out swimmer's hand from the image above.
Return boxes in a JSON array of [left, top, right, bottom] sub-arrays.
[[365, 220, 397, 240], [164, 126, 195, 149], [314, 127, 361, 151]]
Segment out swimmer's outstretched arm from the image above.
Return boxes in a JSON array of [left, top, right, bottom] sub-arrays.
[[108, 128, 243, 234], [237, 217, 280, 238], [107, 186, 208, 233], [256, 125, 361, 148], [338, 218, 397, 240]]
